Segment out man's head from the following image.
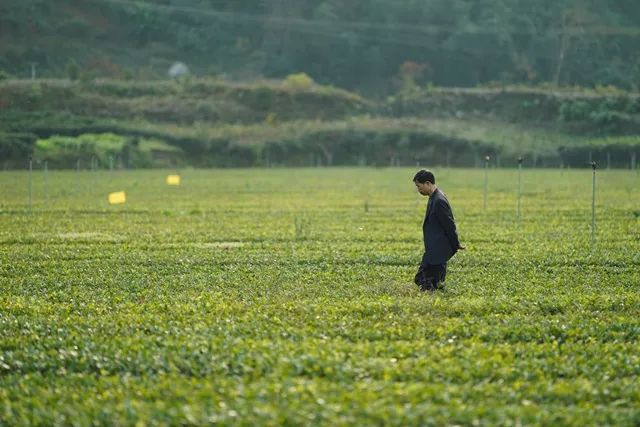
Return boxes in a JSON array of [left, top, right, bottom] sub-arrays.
[[413, 169, 436, 196]]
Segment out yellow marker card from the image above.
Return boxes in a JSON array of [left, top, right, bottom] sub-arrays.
[[166, 175, 181, 185], [108, 191, 126, 205]]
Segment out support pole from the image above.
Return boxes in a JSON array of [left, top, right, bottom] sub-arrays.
[[28, 156, 33, 212], [517, 157, 523, 227], [76, 158, 80, 194], [44, 160, 49, 206], [484, 155, 490, 211], [591, 161, 597, 250]]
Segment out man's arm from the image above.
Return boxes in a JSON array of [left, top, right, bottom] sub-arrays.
[[434, 199, 461, 252]]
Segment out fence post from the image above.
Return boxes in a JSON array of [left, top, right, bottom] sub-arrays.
[[75, 158, 81, 194], [591, 161, 597, 250], [484, 155, 490, 211], [44, 160, 49, 206], [517, 157, 523, 228], [28, 156, 33, 212]]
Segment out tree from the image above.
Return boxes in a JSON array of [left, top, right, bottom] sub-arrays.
[[65, 58, 79, 81]]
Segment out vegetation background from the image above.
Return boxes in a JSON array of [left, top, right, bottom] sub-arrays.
[[2, 0, 640, 91], [1, 168, 639, 425], [2, 0, 640, 169], [2, 2, 640, 424]]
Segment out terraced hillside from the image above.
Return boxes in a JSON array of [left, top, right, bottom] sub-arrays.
[[1, 79, 639, 168]]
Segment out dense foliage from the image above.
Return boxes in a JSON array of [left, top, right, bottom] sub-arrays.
[[1, 79, 639, 169], [1, 168, 639, 425], [1, 0, 639, 94], [34, 133, 183, 169]]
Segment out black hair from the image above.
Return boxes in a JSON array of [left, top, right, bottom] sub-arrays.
[[413, 169, 435, 184]]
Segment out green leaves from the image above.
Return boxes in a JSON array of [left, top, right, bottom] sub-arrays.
[[1, 168, 639, 425]]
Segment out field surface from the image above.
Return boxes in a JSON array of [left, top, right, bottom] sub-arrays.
[[1, 168, 639, 426]]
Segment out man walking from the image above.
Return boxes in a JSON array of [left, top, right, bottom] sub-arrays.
[[413, 170, 464, 292]]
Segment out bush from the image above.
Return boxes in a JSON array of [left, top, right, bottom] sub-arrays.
[[66, 59, 80, 81], [56, 18, 90, 37], [283, 73, 314, 90], [559, 100, 591, 122], [33, 133, 183, 168], [0, 132, 38, 159]]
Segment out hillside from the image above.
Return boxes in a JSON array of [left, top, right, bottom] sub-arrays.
[[1, 0, 639, 93], [1, 78, 639, 169]]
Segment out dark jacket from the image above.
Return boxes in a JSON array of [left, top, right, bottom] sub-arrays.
[[423, 188, 460, 265]]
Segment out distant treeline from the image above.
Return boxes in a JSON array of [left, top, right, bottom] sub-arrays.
[[2, 128, 638, 170], [1, 0, 639, 95]]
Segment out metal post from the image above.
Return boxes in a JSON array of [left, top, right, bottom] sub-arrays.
[[28, 156, 33, 211], [484, 155, 490, 211], [44, 160, 49, 206], [517, 157, 523, 227], [91, 156, 97, 195], [591, 161, 597, 250], [76, 158, 80, 194], [30, 63, 36, 80]]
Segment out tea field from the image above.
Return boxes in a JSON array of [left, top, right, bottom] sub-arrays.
[[1, 167, 639, 426]]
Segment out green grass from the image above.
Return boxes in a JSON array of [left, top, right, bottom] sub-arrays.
[[1, 168, 639, 426]]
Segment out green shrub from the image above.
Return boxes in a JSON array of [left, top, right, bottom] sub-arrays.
[[559, 100, 591, 122], [35, 133, 124, 164], [56, 18, 90, 37], [0, 132, 37, 159], [65, 59, 80, 81], [33, 133, 182, 168], [284, 73, 314, 90]]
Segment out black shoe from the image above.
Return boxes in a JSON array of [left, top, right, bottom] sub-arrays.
[[419, 279, 436, 292], [414, 271, 424, 287]]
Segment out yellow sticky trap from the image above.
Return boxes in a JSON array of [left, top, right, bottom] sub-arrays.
[[166, 175, 181, 185], [108, 191, 126, 205]]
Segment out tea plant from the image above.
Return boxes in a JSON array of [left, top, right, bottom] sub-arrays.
[[1, 168, 639, 426]]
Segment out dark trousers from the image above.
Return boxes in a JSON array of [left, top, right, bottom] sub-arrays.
[[414, 254, 447, 291]]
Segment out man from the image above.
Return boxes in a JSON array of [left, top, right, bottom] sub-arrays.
[[413, 170, 464, 292]]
